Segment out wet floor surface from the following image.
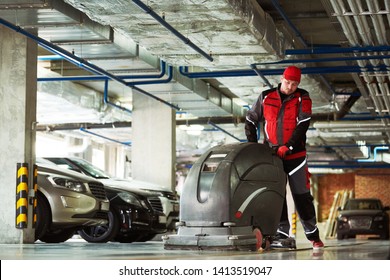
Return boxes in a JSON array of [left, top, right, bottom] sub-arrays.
[[1, 237, 389, 260]]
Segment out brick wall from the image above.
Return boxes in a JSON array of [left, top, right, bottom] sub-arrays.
[[317, 173, 355, 221], [355, 169, 390, 207], [316, 169, 390, 222]]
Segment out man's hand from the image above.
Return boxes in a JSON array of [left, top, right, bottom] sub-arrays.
[[277, 145, 290, 159]]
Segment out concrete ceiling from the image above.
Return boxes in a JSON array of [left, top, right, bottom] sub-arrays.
[[1, 0, 390, 171]]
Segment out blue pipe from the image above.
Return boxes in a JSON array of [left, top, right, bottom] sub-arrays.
[[38, 60, 167, 82], [38, 55, 64, 61], [269, 0, 336, 97], [340, 114, 390, 120], [269, 0, 307, 47], [0, 18, 181, 111], [79, 127, 131, 146], [358, 146, 389, 163], [179, 66, 256, 78], [104, 80, 132, 114], [125, 65, 173, 86], [131, 0, 213, 62], [286, 45, 390, 55], [180, 65, 390, 79], [250, 64, 273, 88], [207, 121, 246, 142]]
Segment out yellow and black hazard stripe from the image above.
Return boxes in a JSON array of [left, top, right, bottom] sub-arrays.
[[32, 164, 38, 228], [291, 212, 297, 236], [16, 163, 28, 229]]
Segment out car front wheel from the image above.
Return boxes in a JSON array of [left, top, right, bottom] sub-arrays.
[[78, 209, 119, 243]]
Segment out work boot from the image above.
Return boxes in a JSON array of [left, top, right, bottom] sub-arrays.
[[270, 233, 296, 249], [311, 239, 324, 250]]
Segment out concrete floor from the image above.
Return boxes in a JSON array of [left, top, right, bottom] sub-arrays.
[[0, 234, 389, 260], [2, 234, 389, 280]]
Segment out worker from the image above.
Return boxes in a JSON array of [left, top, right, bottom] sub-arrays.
[[245, 66, 324, 250]]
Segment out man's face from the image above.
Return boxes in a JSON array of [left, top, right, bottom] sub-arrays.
[[280, 76, 299, 95]]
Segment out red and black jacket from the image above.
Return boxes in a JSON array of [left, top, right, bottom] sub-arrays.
[[245, 84, 312, 158]]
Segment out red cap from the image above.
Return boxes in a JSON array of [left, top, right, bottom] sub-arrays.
[[283, 66, 301, 83]]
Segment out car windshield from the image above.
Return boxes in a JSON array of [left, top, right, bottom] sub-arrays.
[[70, 158, 111, 179], [344, 200, 381, 210]]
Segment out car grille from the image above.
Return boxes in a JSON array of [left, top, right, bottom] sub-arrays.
[[88, 182, 107, 200], [148, 197, 164, 213], [349, 217, 372, 229]]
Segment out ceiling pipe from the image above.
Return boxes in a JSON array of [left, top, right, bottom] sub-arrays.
[[341, 113, 390, 120], [131, 0, 213, 62], [36, 121, 132, 132], [357, 146, 389, 163], [179, 66, 256, 78], [104, 80, 132, 115], [250, 64, 273, 89], [285, 45, 390, 55], [125, 65, 173, 86], [326, 0, 390, 142], [38, 60, 168, 82], [313, 121, 386, 129], [179, 64, 390, 79], [207, 121, 246, 142], [330, 0, 360, 45], [0, 18, 181, 112], [269, 0, 307, 47], [269, 0, 335, 98], [252, 54, 390, 66], [79, 127, 131, 146], [35, 116, 246, 132], [312, 94, 361, 121]]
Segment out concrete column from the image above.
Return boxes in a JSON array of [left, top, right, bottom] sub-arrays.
[[132, 92, 176, 191], [0, 25, 37, 243]]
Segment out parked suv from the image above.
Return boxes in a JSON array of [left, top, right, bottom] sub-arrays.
[[36, 162, 110, 243], [337, 198, 390, 240], [44, 157, 180, 231]]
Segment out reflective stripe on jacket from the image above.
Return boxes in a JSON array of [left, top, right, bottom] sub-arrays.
[[245, 85, 312, 155]]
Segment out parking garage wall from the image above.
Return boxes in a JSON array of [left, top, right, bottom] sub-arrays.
[[355, 170, 390, 207], [317, 173, 355, 222], [317, 170, 390, 222]]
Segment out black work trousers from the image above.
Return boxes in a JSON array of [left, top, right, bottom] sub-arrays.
[[277, 156, 320, 241]]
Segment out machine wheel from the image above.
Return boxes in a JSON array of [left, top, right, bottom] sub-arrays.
[[78, 210, 119, 243], [253, 227, 263, 251], [39, 228, 75, 243]]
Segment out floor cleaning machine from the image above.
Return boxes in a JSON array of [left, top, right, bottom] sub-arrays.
[[163, 142, 287, 251]]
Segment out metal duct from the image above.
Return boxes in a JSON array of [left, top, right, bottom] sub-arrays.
[[328, 0, 390, 141]]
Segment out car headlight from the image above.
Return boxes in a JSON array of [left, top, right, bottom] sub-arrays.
[[118, 192, 148, 209], [50, 177, 87, 192]]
